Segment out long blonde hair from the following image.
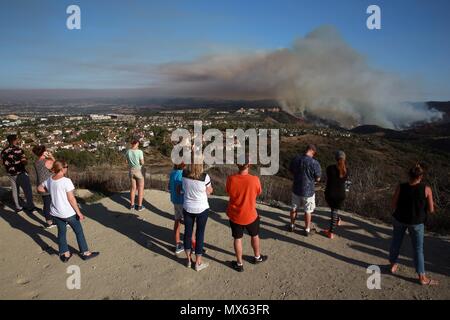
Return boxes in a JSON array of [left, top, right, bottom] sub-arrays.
[[188, 163, 204, 180], [188, 153, 204, 180]]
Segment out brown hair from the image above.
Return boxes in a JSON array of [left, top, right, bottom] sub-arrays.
[[409, 163, 425, 180], [32, 145, 46, 157], [304, 144, 317, 154], [51, 160, 67, 174], [237, 152, 250, 172], [337, 158, 347, 178], [173, 162, 185, 170], [131, 139, 140, 146]]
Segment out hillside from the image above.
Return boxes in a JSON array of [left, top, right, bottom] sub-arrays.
[[0, 189, 448, 299]]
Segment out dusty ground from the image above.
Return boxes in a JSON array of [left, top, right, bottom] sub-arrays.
[[0, 189, 449, 300]]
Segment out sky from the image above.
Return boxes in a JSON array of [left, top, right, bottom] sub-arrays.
[[0, 0, 449, 100]]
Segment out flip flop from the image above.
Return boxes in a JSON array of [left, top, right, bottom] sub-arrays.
[[390, 264, 399, 274], [421, 278, 439, 286]]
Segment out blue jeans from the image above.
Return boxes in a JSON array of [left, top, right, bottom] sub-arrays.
[[42, 195, 52, 221], [53, 215, 89, 255], [389, 218, 425, 274], [183, 209, 209, 255]]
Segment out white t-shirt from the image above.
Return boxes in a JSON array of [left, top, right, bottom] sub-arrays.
[[182, 173, 211, 214], [42, 177, 77, 219]]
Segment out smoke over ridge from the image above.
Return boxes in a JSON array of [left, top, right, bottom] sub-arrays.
[[158, 26, 442, 128]]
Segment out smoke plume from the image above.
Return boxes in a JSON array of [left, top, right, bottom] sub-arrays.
[[158, 26, 442, 128]]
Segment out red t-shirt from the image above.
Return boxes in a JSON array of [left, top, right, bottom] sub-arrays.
[[226, 174, 262, 225]]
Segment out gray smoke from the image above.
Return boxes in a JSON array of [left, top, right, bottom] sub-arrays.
[[158, 26, 442, 129]]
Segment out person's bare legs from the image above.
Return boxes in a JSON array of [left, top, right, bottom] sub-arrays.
[[185, 249, 192, 266], [289, 209, 297, 231], [250, 235, 261, 258], [174, 220, 181, 244], [304, 212, 312, 231], [130, 178, 137, 207], [290, 210, 297, 226], [234, 238, 243, 265], [137, 178, 144, 207]]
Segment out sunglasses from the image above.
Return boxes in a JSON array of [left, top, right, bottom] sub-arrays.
[[63, 166, 69, 169]]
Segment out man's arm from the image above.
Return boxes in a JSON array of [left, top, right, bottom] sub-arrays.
[[391, 185, 400, 211], [425, 186, 435, 214], [315, 162, 322, 182]]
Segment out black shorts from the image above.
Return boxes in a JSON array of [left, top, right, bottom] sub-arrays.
[[229, 216, 260, 239]]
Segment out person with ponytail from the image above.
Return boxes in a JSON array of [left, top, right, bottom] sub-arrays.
[[323, 150, 348, 239], [389, 163, 438, 286], [37, 160, 99, 263]]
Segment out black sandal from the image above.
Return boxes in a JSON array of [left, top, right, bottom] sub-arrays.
[[80, 252, 100, 261], [231, 261, 244, 272], [59, 253, 72, 263]]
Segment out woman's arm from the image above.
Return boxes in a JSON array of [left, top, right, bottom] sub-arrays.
[[391, 185, 400, 211], [425, 186, 435, 214], [67, 190, 84, 220], [206, 186, 213, 195], [37, 184, 47, 194]]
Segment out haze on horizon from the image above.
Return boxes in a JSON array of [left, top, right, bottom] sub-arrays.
[[1, 0, 449, 128]]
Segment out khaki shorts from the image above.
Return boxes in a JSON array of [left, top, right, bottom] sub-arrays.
[[129, 168, 144, 180], [292, 193, 316, 214], [174, 204, 184, 221]]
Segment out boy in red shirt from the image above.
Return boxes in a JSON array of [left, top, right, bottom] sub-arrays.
[[226, 161, 268, 272]]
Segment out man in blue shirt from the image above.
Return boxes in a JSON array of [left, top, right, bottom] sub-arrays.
[[289, 144, 321, 236]]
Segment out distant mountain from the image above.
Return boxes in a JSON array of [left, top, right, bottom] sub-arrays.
[[350, 125, 411, 139]]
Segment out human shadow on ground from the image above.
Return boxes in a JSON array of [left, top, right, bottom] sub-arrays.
[[80, 191, 449, 280], [0, 204, 62, 256], [208, 197, 450, 278], [82, 194, 234, 269]]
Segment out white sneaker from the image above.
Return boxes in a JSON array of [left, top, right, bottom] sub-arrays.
[[175, 243, 184, 254], [195, 262, 209, 272]]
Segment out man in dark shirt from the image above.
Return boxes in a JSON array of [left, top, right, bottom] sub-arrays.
[[1, 134, 35, 212], [289, 144, 321, 236]]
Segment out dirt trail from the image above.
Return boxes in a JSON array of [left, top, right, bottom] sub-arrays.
[[0, 189, 448, 300]]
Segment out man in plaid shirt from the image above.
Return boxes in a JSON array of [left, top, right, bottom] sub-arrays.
[[1, 134, 35, 212]]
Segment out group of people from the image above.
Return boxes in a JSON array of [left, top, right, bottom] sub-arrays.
[[1, 135, 439, 285], [168, 155, 267, 272], [1, 134, 99, 262]]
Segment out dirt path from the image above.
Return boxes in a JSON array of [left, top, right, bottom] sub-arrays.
[[0, 189, 448, 299]]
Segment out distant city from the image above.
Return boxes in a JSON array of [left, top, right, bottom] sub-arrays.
[[0, 101, 353, 155]]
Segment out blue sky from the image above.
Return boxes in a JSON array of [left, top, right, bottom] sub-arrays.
[[0, 0, 449, 100]]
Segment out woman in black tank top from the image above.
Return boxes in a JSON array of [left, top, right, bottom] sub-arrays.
[[323, 150, 348, 239], [389, 163, 438, 286]]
